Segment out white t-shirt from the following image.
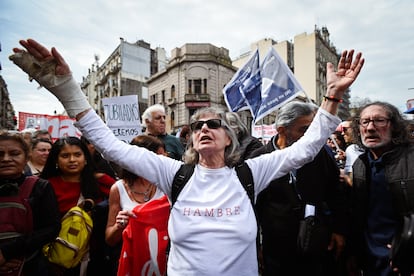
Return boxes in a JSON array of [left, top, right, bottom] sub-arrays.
[[344, 144, 364, 174], [77, 108, 340, 276]]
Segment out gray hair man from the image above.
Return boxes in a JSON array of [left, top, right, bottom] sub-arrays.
[[141, 104, 184, 160], [248, 100, 348, 276]]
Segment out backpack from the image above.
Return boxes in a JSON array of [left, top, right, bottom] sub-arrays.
[[0, 176, 37, 276], [0, 176, 37, 241], [43, 199, 94, 269], [171, 162, 254, 206]]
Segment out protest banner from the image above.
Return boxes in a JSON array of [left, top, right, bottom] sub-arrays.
[[18, 112, 80, 142], [102, 95, 142, 143], [223, 47, 306, 123], [251, 47, 304, 122], [251, 123, 277, 145], [223, 49, 260, 112]]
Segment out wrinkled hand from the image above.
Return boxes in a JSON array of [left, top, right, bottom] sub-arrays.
[[116, 210, 136, 228], [12, 39, 70, 76], [11, 39, 92, 118], [328, 232, 346, 258], [326, 50, 365, 97], [0, 259, 23, 273]]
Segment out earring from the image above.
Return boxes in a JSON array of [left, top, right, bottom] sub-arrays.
[[56, 164, 59, 169]]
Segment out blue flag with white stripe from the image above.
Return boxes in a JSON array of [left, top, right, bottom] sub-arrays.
[[252, 47, 304, 122], [223, 49, 260, 112]]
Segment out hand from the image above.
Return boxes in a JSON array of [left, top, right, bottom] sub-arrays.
[[11, 39, 91, 118], [335, 149, 346, 161], [328, 232, 346, 258], [116, 210, 136, 228], [326, 50, 365, 98], [13, 39, 71, 76], [0, 259, 24, 274]]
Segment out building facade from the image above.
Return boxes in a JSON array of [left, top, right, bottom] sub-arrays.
[[81, 38, 167, 119], [147, 43, 237, 133], [0, 41, 17, 130], [0, 75, 17, 130]]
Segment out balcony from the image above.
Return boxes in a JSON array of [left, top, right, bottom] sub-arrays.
[[167, 98, 177, 106], [184, 93, 210, 102], [110, 64, 121, 74]]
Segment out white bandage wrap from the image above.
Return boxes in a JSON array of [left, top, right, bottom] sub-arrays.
[[9, 51, 90, 118], [50, 76, 91, 118]]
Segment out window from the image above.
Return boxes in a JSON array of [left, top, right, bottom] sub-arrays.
[[189, 108, 197, 119], [171, 85, 176, 98], [162, 90, 165, 103], [188, 80, 192, 93], [170, 111, 175, 130], [194, 79, 202, 94]]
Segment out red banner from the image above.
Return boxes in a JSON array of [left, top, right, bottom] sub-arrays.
[[117, 195, 170, 276], [18, 112, 81, 141]]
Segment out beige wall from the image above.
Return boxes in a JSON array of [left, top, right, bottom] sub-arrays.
[[294, 32, 317, 100], [148, 43, 236, 132]]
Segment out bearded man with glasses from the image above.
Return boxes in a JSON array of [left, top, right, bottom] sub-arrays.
[[347, 101, 414, 276]]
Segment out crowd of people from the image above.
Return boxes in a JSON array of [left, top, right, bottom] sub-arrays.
[[0, 37, 413, 276]]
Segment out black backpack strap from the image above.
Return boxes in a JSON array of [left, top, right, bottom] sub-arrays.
[[235, 162, 254, 206], [171, 164, 195, 206]]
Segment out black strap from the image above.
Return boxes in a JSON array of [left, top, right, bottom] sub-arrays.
[[171, 163, 254, 206], [171, 164, 195, 206], [235, 162, 255, 206], [400, 180, 412, 215]]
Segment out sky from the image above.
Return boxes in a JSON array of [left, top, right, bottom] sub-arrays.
[[1, 0, 414, 117]]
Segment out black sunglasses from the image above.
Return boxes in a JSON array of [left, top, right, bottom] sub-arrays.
[[190, 119, 222, 131]]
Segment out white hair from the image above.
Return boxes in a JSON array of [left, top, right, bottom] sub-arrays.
[[141, 104, 165, 128]]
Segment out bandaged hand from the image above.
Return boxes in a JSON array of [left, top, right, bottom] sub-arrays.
[[9, 39, 90, 118]]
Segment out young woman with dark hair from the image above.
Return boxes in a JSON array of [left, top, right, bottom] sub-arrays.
[[41, 136, 116, 275]]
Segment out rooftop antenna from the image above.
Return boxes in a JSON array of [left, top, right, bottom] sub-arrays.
[[94, 54, 100, 67]]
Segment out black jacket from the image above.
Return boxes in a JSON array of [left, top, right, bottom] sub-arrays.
[[350, 143, 414, 261], [248, 135, 349, 257], [0, 176, 60, 267]]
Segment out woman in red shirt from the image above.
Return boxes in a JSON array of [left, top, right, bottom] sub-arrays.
[[41, 136, 115, 275]]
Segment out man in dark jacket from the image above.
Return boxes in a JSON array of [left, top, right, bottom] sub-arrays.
[[248, 101, 349, 276], [349, 101, 414, 276]]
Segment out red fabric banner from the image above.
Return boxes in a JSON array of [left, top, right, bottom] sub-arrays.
[[117, 195, 170, 276], [18, 112, 81, 141]]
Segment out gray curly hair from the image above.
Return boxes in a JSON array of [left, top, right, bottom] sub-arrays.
[[183, 107, 240, 167]]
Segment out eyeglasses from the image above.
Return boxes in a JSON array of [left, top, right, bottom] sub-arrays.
[[358, 117, 390, 128], [190, 119, 222, 131], [153, 115, 166, 120], [342, 127, 350, 132]]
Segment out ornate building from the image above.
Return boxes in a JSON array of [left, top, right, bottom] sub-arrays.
[[0, 41, 17, 130], [81, 38, 167, 119], [147, 43, 237, 133], [0, 75, 17, 130]]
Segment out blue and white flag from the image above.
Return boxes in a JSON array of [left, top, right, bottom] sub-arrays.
[[223, 49, 260, 112], [252, 47, 304, 123]]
